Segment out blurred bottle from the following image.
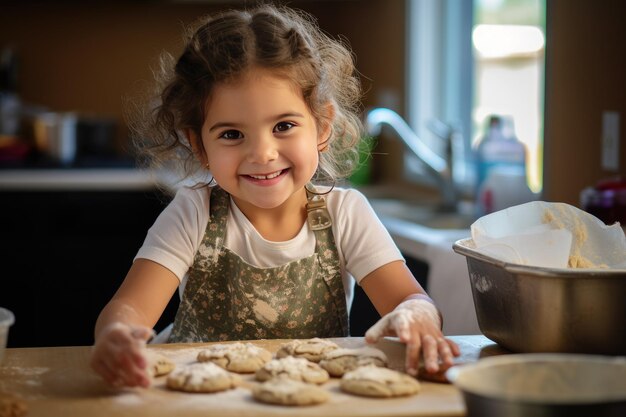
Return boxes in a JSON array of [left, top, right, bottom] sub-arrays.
[[33, 111, 77, 166], [475, 115, 533, 216]]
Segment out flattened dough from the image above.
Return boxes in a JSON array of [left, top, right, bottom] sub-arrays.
[[319, 346, 388, 377], [256, 356, 329, 384], [0, 394, 27, 417], [144, 350, 175, 377], [275, 338, 339, 362], [340, 365, 420, 398], [197, 342, 272, 373], [252, 375, 329, 406], [166, 362, 241, 393]]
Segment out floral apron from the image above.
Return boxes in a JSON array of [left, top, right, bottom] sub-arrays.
[[169, 186, 349, 343]]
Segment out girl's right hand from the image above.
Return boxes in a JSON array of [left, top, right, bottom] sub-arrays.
[[90, 322, 154, 388]]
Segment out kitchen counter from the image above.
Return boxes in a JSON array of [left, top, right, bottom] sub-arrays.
[[377, 215, 470, 261], [0, 168, 171, 191], [0, 335, 505, 417]]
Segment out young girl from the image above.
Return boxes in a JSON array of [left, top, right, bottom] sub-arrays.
[[91, 4, 460, 388]]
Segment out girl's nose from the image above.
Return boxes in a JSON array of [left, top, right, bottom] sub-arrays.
[[246, 134, 278, 164]]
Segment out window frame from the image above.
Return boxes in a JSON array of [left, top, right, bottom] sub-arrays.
[[406, 0, 475, 193]]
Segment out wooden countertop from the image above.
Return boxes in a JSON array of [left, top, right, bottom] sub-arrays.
[[0, 335, 506, 417]]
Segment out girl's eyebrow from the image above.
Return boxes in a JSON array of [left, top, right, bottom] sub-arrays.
[[208, 112, 305, 133], [208, 121, 242, 133], [274, 112, 305, 120]]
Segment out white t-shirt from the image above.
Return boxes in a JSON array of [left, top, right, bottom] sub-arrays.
[[135, 186, 403, 309]]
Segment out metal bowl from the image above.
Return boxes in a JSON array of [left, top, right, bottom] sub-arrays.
[[447, 354, 626, 417], [453, 238, 626, 354]]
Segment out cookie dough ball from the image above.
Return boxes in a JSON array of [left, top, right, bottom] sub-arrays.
[[340, 365, 420, 398], [0, 394, 27, 417], [197, 342, 272, 373], [275, 338, 339, 362], [166, 362, 241, 393], [144, 350, 175, 377], [256, 356, 329, 384], [252, 375, 329, 406], [319, 347, 388, 377]]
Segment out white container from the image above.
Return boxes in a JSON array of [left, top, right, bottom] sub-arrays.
[[475, 117, 526, 184], [475, 115, 529, 215], [0, 307, 14, 363], [476, 165, 536, 216]]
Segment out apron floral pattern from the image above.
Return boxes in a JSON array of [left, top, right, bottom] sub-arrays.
[[169, 186, 349, 342]]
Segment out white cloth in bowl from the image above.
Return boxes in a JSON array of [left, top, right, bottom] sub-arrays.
[[471, 201, 626, 269]]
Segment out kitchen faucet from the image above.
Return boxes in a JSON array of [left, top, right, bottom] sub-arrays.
[[364, 107, 458, 211]]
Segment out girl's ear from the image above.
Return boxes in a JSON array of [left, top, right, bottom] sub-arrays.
[[186, 129, 208, 165], [317, 102, 336, 152]]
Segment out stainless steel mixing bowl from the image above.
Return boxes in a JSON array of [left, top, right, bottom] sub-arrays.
[[447, 354, 626, 417], [453, 238, 626, 354]]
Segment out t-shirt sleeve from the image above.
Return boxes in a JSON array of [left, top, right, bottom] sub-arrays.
[[334, 189, 404, 284], [134, 187, 208, 281]]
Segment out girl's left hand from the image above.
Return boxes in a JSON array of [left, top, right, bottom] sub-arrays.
[[364, 297, 460, 376]]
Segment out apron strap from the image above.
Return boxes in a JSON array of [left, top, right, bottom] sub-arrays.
[[306, 185, 350, 336], [305, 185, 332, 230]]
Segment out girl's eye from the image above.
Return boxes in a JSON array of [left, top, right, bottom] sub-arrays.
[[274, 121, 295, 133], [219, 130, 243, 140]]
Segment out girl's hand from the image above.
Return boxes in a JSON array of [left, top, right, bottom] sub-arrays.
[[90, 322, 155, 388], [364, 297, 460, 376]]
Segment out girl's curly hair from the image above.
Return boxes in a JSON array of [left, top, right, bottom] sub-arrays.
[[129, 3, 364, 185]]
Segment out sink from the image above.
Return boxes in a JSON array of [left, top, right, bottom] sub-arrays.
[[355, 184, 476, 255], [355, 184, 475, 260]]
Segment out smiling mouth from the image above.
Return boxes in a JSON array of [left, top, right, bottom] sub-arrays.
[[246, 169, 286, 180]]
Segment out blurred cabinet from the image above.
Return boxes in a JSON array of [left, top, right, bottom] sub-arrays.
[[0, 187, 179, 347]]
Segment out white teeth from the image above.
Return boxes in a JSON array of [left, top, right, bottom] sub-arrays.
[[249, 170, 282, 180]]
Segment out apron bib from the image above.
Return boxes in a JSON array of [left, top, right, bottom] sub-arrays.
[[169, 186, 349, 342]]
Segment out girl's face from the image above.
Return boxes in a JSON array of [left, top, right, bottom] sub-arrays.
[[196, 68, 329, 214]]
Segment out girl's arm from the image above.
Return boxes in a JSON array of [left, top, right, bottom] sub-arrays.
[[91, 259, 180, 387], [359, 260, 460, 376], [94, 259, 180, 337]]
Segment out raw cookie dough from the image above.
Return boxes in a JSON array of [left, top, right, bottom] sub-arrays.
[[197, 342, 272, 373], [256, 356, 329, 384], [416, 364, 455, 384], [340, 365, 421, 398], [0, 394, 27, 417], [145, 350, 175, 377], [166, 362, 241, 393], [319, 346, 388, 377], [275, 338, 339, 362], [252, 375, 329, 406]]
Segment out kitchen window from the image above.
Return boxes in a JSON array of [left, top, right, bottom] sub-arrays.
[[406, 0, 546, 194]]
